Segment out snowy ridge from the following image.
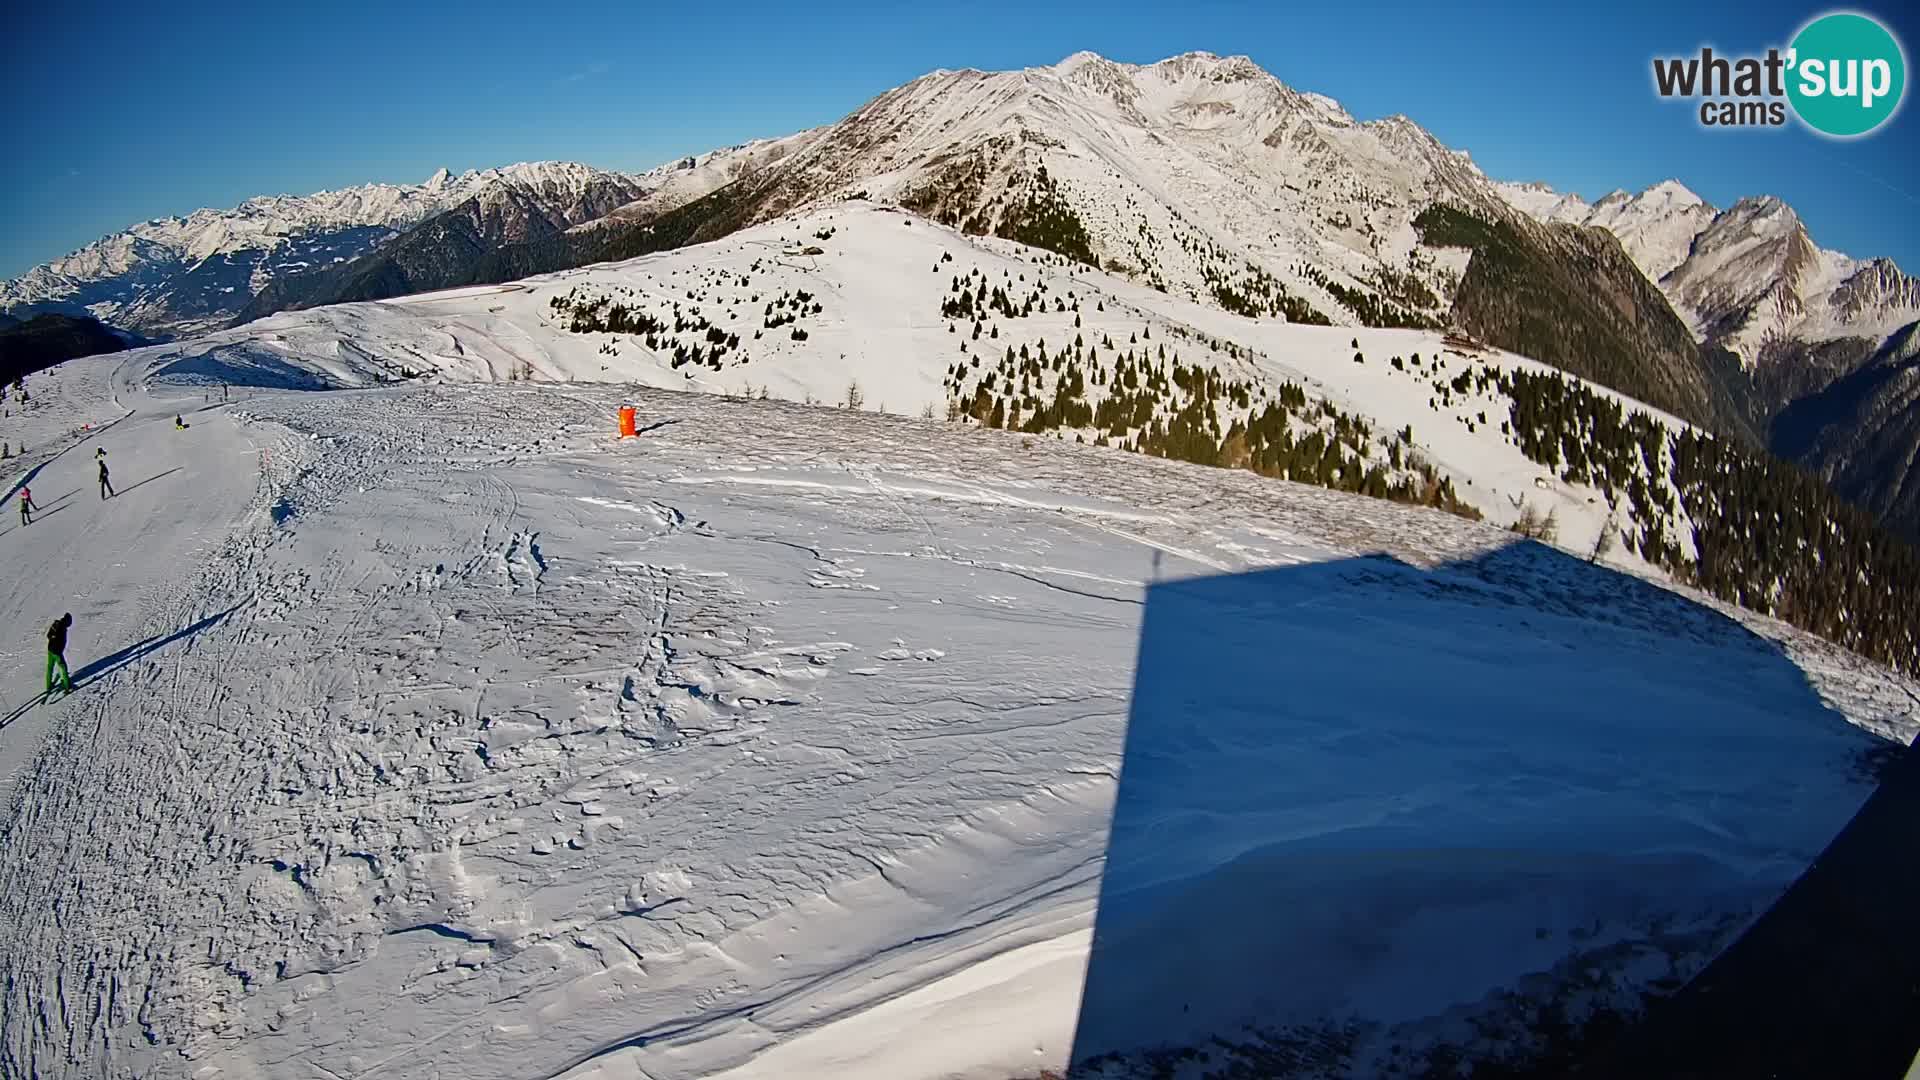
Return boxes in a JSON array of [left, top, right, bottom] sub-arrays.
[[1578, 181, 1715, 283], [1489, 180, 1582, 222], [132, 202, 1695, 564], [587, 130, 829, 231], [619, 47, 1905, 377]]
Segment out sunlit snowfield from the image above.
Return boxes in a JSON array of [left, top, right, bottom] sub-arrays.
[[0, 342, 1912, 1079]]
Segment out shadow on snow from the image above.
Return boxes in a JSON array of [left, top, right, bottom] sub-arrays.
[[1067, 538, 1903, 1078], [4, 505, 68, 535], [67, 603, 244, 692], [114, 467, 184, 499], [1574, 727, 1920, 1079], [1, 600, 242, 737]]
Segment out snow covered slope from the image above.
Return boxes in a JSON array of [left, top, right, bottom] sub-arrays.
[[0, 163, 646, 339], [131, 203, 1699, 565], [0, 348, 1912, 1080]]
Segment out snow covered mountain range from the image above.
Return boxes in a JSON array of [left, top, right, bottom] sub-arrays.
[[0, 162, 646, 338], [139, 203, 1640, 555], [1494, 179, 1920, 365], [9, 51, 1911, 370], [4, 50, 1918, 537], [11, 51, 1913, 362]]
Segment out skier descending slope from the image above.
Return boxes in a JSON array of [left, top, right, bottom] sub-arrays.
[[97, 454, 114, 500], [45, 613, 72, 698], [17, 487, 32, 526]]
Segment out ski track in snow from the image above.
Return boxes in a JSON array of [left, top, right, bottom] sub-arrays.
[[0, 355, 1915, 1080]]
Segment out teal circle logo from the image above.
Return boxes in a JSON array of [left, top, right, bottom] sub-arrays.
[[1787, 12, 1906, 137]]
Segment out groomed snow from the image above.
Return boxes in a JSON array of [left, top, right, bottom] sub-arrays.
[[0, 342, 1914, 1079]]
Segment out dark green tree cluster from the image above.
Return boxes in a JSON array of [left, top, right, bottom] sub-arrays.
[[1670, 429, 1920, 674], [942, 323, 1481, 522], [1296, 264, 1440, 329], [941, 268, 1046, 321], [1495, 367, 1920, 676], [548, 287, 764, 372], [1410, 205, 1499, 249], [1227, 399, 1469, 513], [1367, 264, 1442, 312], [1204, 259, 1332, 325], [762, 289, 821, 330], [550, 289, 670, 338], [898, 141, 1000, 232], [1499, 369, 1676, 528], [994, 165, 1098, 268]]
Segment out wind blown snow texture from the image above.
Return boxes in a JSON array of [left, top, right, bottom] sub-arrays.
[[0, 344, 1914, 1080]]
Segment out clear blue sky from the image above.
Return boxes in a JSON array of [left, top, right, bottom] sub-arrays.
[[4, 0, 1916, 279]]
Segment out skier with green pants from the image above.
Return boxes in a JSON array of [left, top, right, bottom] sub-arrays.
[[46, 613, 73, 696]]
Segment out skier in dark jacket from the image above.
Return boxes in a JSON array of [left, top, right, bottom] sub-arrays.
[[46, 613, 72, 695], [17, 487, 32, 526], [98, 456, 114, 500]]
